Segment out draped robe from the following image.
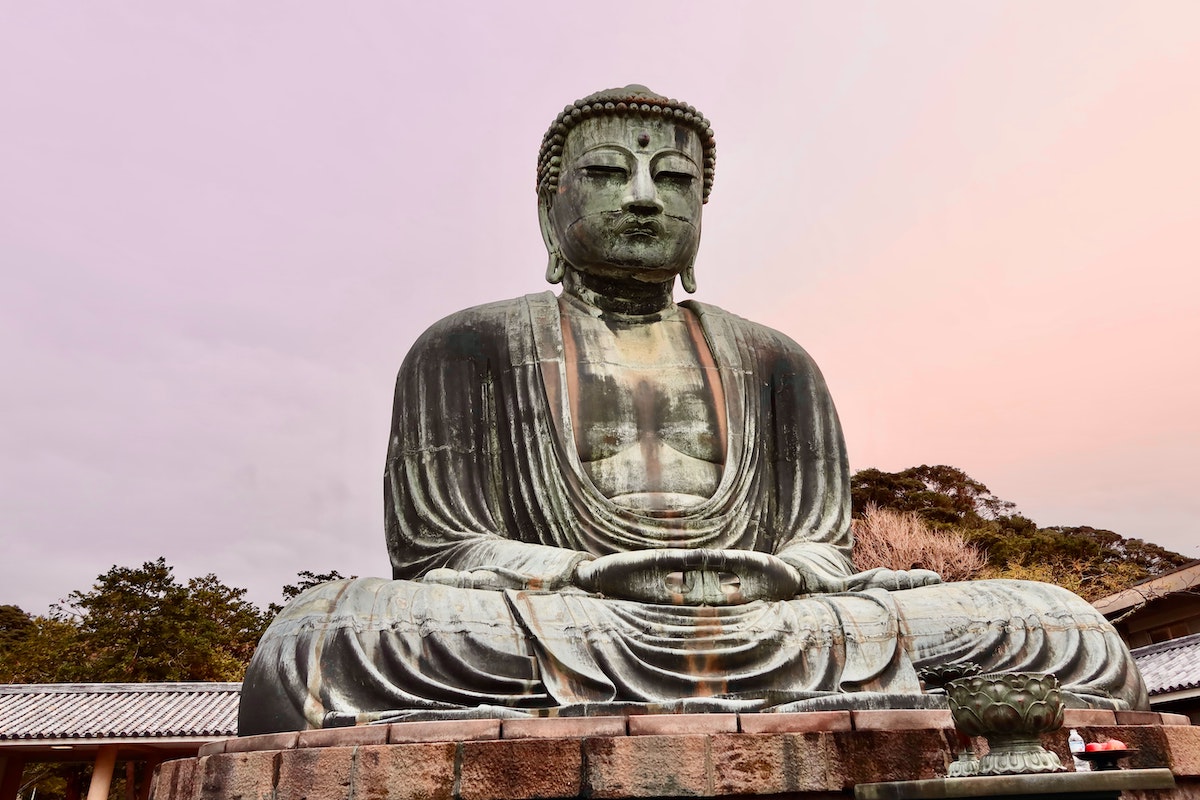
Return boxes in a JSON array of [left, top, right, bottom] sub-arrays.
[[239, 293, 1148, 734]]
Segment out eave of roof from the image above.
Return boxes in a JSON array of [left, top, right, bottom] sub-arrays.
[[1094, 561, 1200, 616], [0, 682, 240, 741]]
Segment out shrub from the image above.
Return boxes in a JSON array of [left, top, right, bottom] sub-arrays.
[[852, 504, 988, 582]]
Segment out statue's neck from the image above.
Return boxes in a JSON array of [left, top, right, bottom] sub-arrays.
[[561, 268, 676, 318]]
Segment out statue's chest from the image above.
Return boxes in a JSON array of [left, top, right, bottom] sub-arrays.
[[559, 309, 726, 466]]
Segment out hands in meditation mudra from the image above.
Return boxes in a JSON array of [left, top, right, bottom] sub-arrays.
[[238, 86, 1147, 735]]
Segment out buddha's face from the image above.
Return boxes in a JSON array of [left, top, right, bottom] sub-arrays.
[[547, 114, 703, 283]]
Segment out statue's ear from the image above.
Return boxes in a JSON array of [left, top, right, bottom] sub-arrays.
[[681, 258, 697, 293], [538, 194, 565, 285]]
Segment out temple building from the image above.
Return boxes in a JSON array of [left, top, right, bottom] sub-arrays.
[[1095, 561, 1200, 722], [0, 683, 238, 800]]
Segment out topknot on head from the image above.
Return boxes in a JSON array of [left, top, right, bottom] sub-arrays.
[[536, 84, 717, 203]]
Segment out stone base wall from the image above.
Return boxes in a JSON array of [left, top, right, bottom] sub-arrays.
[[149, 710, 1200, 800]]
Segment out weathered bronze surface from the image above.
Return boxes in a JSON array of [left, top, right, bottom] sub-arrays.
[[237, 86, 1149, 735]]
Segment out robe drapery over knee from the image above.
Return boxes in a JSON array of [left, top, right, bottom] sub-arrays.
[[239, 294, 1148, 735]]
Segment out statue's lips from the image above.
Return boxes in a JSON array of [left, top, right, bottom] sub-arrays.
[[617, 217, 663, 238]]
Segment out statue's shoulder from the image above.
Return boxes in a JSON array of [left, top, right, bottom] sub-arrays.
[[416, 293, 545, 337], [400, 292, 551, 371], [685, 301, 820, 372]]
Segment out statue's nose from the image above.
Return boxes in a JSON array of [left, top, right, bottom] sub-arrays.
[[622, 167, 663, 215]]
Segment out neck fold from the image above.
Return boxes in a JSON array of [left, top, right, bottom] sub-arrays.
[[561, 268, 676, 318]]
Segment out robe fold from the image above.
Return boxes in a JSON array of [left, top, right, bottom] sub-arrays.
[[239, 293, 1148, 735]]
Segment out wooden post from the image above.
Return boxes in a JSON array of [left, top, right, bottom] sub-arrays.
[[86, 745, 119, 800], [0, 755, 26, 800]]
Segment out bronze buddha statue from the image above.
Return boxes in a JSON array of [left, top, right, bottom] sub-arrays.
[[238, 86, 1146, 735]]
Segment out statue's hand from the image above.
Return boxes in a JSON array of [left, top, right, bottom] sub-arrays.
[[842, 567, 943, 592], [573, 549, 803, 606], [423, 568, 530, 591]]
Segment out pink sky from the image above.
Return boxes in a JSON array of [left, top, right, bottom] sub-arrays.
[[2, 3, 1198, 614]]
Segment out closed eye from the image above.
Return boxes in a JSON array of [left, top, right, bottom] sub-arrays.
[[582, 165, 627, 179], [655, 170, 695, 185]]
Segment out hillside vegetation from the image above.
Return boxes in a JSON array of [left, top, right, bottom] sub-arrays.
[[850, 464, 1190, 600]]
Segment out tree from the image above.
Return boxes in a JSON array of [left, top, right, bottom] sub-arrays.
[[3, 562, 367, 685], [850, 465, 1014, 528], [173, 572, 271, 678], [1043, 527, 1190, 575], [8, 558, 271, 683], [979, 554, 1150, 602], [0, 603, 34, 647], [0, 611, 86, 683], [268, 569, 352, 615]]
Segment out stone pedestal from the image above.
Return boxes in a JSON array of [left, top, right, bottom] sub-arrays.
[[856, 769, 1175, 800], [148, 711, 1200, 800]]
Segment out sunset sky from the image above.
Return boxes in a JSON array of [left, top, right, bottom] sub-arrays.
[[3, 2, 1198, 614]]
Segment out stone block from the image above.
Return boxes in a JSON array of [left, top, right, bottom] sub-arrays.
[[275, 747, 353, 798], [851, 708, 953, 731], [738, 710, 851, 734], [502, 715, 626, 739], [196, 740, 227, 757], [831, 729, 951, 786], [460, 738, 582, 800], [146, 760, 173, 800], [710, 731, 840, 795], [628, 712, 737, 736], [298, 724, 390, 748], [223, 731, 298, 753], [1162, 725, 1200, 775], [197, 751, 278, 800], [389, 717, 500, 743], [1041, 728, 1077, 761], [1063, 708, 1117, 727], [352, 743, 456, 800], [149, 758, 200, 800], [709, 732, 786, 796], [1161, 713, 1193, 726], [1115, 711, 1165, 725], [783, 731, 844, 791], [585, 734, 709, 798]]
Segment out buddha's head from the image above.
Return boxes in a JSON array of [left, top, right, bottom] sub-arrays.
[[537, 86, 716, 293]]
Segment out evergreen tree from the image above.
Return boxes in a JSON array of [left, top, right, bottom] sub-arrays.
[[1, 559, 268, 683]]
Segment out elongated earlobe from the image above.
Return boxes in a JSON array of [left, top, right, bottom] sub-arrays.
[[545, 250, 565, 284], [681, 261, 697, 293], [538, 197, 566, 285]]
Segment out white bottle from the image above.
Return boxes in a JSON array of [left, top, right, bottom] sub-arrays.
[[1068, 729, 1090, 771]]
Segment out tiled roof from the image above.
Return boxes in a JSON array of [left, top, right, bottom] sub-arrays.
[[1131, 633, 1200, 696], [0, 683, 240, 741]]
